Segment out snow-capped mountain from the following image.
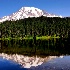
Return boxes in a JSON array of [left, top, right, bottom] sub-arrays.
[[0, 7, 62, 22]]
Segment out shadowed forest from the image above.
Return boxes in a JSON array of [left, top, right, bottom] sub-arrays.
[[0, 16, 70, 56], [0, 16, 70, 39]]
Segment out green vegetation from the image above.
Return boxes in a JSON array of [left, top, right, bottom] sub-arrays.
[[0, 35, 60, 40], [36, 35, 60, 40], [0, 16, 70, 39], [1, 16, 70, 56]]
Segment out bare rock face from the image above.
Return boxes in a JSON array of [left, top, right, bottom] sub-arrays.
[[0, 7, 62, 22]]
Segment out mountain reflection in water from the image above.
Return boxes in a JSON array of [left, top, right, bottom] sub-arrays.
[[0, 56, 70, 70], [0, 53, 57, 68], [28, 56, 70, 70]]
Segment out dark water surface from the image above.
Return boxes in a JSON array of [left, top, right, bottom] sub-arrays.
[[0, 38, 70, 70], [0, 38, 70, 55], [0, 57, 27, 70]]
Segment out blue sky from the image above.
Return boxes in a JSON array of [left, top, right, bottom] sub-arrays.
[[0, 0, 70, 18]]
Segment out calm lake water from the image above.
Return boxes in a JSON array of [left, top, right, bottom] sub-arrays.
[[29, 56, 70, 70], [0, 38, 70, 70], [0, 57, 27, 70], [0, 56, 70, 70], [0, 38, 70, 55]]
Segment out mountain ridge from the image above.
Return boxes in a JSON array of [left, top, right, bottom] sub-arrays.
[[0, 7, 62, 22]]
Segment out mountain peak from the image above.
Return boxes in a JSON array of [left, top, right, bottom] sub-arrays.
[[20, 6, 41, 11], [0, 6, 62, 22]]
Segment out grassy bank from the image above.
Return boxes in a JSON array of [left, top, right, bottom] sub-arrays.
[[0, 35, 60, 40]]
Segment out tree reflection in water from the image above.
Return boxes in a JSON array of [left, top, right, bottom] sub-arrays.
[[0, 38, 70, 56]]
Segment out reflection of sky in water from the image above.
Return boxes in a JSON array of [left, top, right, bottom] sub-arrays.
[[0, 57, 27, 70], [0, 56, 70, 70], [29, 56, 70, 70]]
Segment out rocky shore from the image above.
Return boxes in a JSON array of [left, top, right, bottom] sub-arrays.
[[0, 53, 58, 68]]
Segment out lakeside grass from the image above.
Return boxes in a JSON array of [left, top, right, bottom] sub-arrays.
[[0, 35, 60, 40]]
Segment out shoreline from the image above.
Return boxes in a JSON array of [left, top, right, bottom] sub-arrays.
[[0, 35, 60, 40]]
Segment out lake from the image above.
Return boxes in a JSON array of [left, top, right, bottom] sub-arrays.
[[0, 38, 70, 55], [0, 57, 27, 70], [29, 56, 70, 70], [0, 56, 70, 70], [0, 38, 70, 69]]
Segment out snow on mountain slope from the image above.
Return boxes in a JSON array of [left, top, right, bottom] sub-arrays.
[[0, 7, 62, 22]]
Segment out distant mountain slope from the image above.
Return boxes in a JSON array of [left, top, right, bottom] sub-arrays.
[[0, 7, 62, 22]]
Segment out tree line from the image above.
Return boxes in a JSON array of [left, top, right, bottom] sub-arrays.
[[0, 16, 70, 38]]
